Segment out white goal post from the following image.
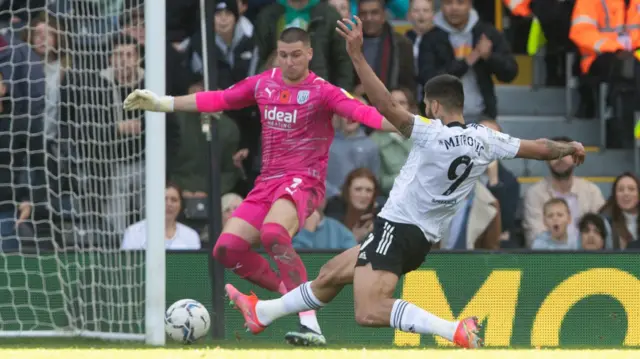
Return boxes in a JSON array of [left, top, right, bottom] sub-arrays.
[[0, 0, 166, 345]]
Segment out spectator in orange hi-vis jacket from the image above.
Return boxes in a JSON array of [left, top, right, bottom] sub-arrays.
[[570, 0, 640, 149], [503, 0, 531, 17]]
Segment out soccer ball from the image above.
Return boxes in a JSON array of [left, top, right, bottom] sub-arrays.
[[164, 299, 211, 343]]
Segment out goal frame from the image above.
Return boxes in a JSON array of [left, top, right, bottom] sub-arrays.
[[0, 0, 166, 346]]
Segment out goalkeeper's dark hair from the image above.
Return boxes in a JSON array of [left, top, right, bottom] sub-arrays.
[[423, 74, 464, 112], [279, 27, 311, 46]]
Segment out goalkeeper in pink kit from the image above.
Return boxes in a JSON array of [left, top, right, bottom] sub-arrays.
[[124, 27, 394, 346]]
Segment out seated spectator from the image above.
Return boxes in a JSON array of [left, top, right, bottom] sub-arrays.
[[254, 0, 354, 90], [523, 136, 605, 247], [121, 183, 201, 250], [478, 119, 520, 245], [441, 182, 501, 250], [292, 202, 357, 250], [0, 34, 46, 251], [570, 0, 639, 148], [406, 0, 434, 100], [326, 96, 380, 198], [419, 0, 517, 123], [532, 198, 577, 250], [370, 88, 415, 195], [357, 0, 415, 92], [599, 172, 640, 249], [222, 192, 243, 226], [325, 168, 381, 243], [329, 0, 351, 19], [578, 213, 608, 251]]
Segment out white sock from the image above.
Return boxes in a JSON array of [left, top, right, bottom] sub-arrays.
[[256, 281, 326, 326], [299, 311, 322, 334], [390, 299, 458, 342]]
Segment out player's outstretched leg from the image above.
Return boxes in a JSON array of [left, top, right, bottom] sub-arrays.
[[352, 263, 483, 349], [226, 245, 358, 336], [213, 217, 282, 292], [260, 198, 325, 346]]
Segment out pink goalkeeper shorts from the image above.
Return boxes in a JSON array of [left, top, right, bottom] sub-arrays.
[[231, 174, 325, 231]]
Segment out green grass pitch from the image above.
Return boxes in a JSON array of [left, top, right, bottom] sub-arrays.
[[0, 338, 638, 359]]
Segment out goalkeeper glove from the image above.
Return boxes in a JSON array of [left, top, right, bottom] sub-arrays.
[[123, 89, 175, 112]]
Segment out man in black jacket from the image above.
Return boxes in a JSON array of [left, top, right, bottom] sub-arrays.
[[418, 0, 518, 122]]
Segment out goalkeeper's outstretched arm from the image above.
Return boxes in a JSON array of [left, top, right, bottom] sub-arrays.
[[123, 76, 259, 113]]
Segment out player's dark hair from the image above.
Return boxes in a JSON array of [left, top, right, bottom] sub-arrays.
[[578, 213, 607, 238], [279, 27, 311, 46], [543, 198, 570, 216], [423, 74, 464, 112]]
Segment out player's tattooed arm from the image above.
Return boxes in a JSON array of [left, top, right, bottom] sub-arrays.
[[516, 138, 586, 165], [396, 113, 415, 138], [542, 139, 576, 158]]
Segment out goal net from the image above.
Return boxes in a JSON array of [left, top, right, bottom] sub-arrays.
[[0, 0, 165, 342]]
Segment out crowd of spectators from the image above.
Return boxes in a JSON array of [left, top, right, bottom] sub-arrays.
[[0, 0, 638, 253]]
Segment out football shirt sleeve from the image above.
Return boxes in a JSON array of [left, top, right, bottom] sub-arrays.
[[195, 74, 260, 112], [485, 126, 521, 160], [323, 86, 384, 130], [410, 115, 439, 146]]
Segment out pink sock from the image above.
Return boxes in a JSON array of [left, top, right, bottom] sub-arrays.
[[261, 223, 308, 291], [213, 233, 281, 293]]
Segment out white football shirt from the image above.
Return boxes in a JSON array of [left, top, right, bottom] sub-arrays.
[[378, 115, 521, 243]]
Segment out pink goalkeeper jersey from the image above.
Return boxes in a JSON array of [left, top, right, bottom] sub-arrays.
[[196, 68, 384, 183]]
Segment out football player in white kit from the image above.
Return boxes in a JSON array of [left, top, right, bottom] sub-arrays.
[[225, 16, 586, 348]]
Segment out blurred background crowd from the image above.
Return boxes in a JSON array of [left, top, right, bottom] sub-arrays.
[[0, 0, 639, 254]]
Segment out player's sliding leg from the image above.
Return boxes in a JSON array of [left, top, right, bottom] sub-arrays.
[[350, 217, 483, 348], [213, 217, 282, 292], [352, 263, 482, 348], [226, 245, 358, 333], [259, 198, 325, 346]]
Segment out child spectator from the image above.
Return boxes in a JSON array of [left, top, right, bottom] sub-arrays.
[[578, 213, 608, 251], [532, 198, 577, 250]]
